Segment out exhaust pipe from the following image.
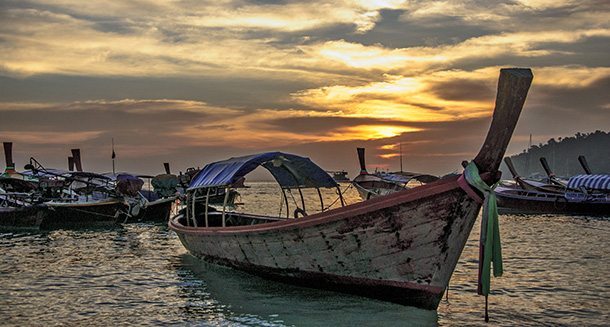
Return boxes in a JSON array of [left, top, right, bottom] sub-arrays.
[[71, 149, 83, 172], [357, 148, 367, 174]]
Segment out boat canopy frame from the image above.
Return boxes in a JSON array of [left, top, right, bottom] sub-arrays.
[[184, 152, 343, 227]]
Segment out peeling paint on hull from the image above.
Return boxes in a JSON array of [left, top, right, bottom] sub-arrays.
[[171, 176, 481, 310]]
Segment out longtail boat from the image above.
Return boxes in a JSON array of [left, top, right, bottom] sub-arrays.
[[169, 68, 533, 310], [1, 142, 49, 230], [496, 157, 610, 216], [352, 148, 438, 200], [19, 158, 125, 230]]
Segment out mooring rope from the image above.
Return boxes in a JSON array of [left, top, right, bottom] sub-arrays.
[[323, 183, 353, 211], [461, 161, 503, 322]]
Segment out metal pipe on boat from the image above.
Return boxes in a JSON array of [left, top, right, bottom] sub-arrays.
[[191, 189, 198, 227], [337, 186, 345, 207], [297, 187, 306, 214], [221, 187, 230, 227], [204, 187, 210, 227], [281, 188, 289, 218], [316, 188, 324, 212]]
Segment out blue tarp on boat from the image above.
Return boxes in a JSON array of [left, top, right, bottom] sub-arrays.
[[188, 152, 337, 190], [567, 174, 610, 191]]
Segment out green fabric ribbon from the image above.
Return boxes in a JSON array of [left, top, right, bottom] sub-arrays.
[[464, 161, 503, 296]]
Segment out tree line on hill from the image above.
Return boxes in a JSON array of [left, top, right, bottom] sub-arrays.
[[500, 130, 610, 179]]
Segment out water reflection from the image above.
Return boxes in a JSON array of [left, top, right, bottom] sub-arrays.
[[177, 254, 438, 326], [1, 204, 609, 326]]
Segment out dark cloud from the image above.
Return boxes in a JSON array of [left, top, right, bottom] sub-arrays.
[[429, 79, 495, 102], [0, 75, 314, 110]]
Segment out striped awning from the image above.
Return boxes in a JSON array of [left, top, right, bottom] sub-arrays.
[[567, 174, 610, 191]]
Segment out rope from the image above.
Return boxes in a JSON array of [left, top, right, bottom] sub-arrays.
[[462, 161, 503, 322], [324, 183, 353, 211], [51, 204, 122, 219]]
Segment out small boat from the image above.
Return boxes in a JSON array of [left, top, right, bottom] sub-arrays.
[[169, 68, 533, 310], [22, 160, 126, 229], [0, 175, 47, 230], [501, 157, 564, 193], [496, 157, 610, 216], [328, 170, 350, 183], [352, 148, 438, 200]]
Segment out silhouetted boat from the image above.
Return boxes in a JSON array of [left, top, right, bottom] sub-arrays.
[[352, 147, 438, 200], [496, 157, 610, 216], [169, 68, 533, 310], [328, 170, 350, 183]]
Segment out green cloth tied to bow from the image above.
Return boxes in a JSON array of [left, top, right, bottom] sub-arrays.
[[463, 161, 503, 296]]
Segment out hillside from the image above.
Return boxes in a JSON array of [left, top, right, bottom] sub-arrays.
[[500, 130, 610, 179]]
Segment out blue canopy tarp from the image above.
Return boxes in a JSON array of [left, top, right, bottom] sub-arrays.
[[188, 152, 337, 190], [567, 174, 610, 191]]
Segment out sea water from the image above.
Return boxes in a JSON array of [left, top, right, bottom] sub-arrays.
[[1, 182, 608, 326]]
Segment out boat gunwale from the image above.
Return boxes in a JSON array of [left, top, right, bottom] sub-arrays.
[[169, 172, 493, 235]]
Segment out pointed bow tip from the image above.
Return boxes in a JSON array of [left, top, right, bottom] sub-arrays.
[[501, 67, 533, 78]]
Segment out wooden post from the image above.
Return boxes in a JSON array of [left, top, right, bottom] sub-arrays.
[[473, 68, 533, 173], [222, 187, 230, 227], [578, 155, 592, 174], [204, 187, 210, 227], [71, 149, 83, 172], [3, 142, 14, 169]]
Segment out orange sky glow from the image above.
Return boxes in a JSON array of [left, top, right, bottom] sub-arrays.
[[0, 0, 608, 176]]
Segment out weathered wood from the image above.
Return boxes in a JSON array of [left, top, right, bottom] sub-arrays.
[[70, 148, 83, 172], [539, 157, 554, 177], [578, 155, 592, 174], [3, 142, 13, 168], [473, 68, 533, 173], [503, 157, 519, 179], [357, 147, 367, 173], [496, 189, 610, 216]]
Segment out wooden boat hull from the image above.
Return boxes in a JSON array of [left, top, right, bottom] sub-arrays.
[[171, 176, 481, 310], [0, 205, 47, 231], [128, 197, 175, 223], [352, 175, 405, 200], [496, 190, 610, 216], [40, 200, 123, 229]]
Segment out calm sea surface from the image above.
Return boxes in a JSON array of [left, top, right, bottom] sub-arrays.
[[1, 182, 608, 326]]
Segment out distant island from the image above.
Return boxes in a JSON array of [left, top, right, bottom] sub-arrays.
[[501, 130, 610, 178]]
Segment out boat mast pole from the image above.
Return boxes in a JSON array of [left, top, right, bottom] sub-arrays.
[[399, 142, 403, 173], [112, 138, 116, 175]]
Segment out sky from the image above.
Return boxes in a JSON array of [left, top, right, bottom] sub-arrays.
[[1, 0, 609, 177]]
